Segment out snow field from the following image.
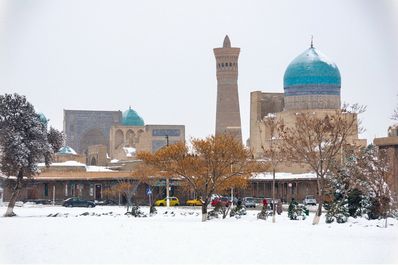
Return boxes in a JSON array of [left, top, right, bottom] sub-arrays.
[[0, 205, 397, 264]]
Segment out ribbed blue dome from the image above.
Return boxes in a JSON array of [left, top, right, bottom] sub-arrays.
[[284, 47, 341, 97], [122, 107, 144, 126]]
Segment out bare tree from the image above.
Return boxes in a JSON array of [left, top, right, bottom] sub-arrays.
[[259, 115, 285, 223], [105, 163, 160, 213], [351, 145, 394, 224], [392, 106, 398, 121], [278, 104, 366, 224]]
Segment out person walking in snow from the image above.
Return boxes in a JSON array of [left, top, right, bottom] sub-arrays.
[[277, 199, 283, 215], [262, 198, 268, 210]]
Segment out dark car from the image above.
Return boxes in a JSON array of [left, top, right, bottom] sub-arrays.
[[211, 197, 231, 207], [95, 199, 118, 206], [62, 197, 96, 208], [23, 199, 52, 205]]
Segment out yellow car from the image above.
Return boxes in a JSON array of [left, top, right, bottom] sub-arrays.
[[186, 198, 203, 206], [155, 197, 180, 206]]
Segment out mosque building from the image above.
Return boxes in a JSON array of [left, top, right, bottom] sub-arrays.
[[250, 42, 366, 164], [63, 107, 185, 165], [246, 42, 368, 201]]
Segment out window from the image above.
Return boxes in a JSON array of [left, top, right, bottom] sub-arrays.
[[221, 63, 224, 67], [64, 184, 68, 196], [229, 62, 232, 67], [89, 184, 94, 197], [44, 183, 49, 197], [71, 184, 75, 197]]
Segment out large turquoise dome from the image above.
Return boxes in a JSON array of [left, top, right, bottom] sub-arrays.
[[284, 47, 341, 97], [122, 107, 144, 126]]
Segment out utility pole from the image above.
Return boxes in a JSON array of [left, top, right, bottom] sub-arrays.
[[165, 135, 170, 208], [52, 185, 56, 206]]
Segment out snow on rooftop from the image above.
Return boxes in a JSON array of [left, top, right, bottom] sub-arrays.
[[38, 161, 86, 167], [123, 147, 136, 157], [37, 161, 114, 172], [86, 166, 114, 172], [266, 113, 276, 118], [252, 172, 317, 180]]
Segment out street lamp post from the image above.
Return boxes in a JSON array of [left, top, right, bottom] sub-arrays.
[[165, 135, 170, 208]]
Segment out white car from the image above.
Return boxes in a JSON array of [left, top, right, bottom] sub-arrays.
[[303, 195, 317, 206]]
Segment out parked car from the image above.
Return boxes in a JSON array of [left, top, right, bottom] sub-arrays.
[[23, 199, 52, 205], [253, 197, 264, 206], [155, 197, 180, 206], [224, 196, 239, 205], [95, 199, 118, 206], [186, 198, 202, 206], [303, 195, 317, 206], [242, 197, 256, 208], [62, 197, 96, 208], [211, 196, 231, 207]]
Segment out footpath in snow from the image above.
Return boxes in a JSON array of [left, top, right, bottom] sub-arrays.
[[0, 205, 397, 264]]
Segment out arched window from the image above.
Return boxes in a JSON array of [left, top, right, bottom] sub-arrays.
[[126, 130, 135, 147], [115, 129, 124, 149]]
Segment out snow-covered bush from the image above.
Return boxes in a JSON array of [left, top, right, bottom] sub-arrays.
[[230, 205, 246, 218], [125, 205, 147, 217], [257, 206, 270, 220], [288, 200, 308, 220], [149, 205, 157, 216], [324, 200, 349, 224]]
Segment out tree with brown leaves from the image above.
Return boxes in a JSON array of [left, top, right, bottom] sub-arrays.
[[137, 135, 257, 221], [105, 163, 160, 213], [278, 104, 366, 225]]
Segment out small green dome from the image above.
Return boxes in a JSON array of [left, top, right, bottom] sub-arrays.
[[122, 107, 144, 126], [284, 46, 341, 97], [38, 113, 48, 126], [58, 146, 77, 155]]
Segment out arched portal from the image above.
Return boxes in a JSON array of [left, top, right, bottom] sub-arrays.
[[115, 129, 124, 149], [79, 128, 106, 154]]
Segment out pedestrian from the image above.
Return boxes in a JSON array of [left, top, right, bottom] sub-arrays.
[[262, 198, 268, 209], [277, 199, 283, 215], [237, 198, 242, 207]]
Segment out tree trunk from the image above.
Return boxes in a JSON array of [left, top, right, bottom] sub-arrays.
[[126, 196, 132, 213], [312, 201, 323, 225], [201, 202, 208, 222], [4, 171, 23, 217], [272, 168, 276, 223], [312, 178, 323, 225]]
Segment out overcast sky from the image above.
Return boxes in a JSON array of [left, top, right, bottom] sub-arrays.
[[0, 0, 397, 144]]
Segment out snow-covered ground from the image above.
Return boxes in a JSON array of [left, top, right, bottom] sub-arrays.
[[0, 205, 397, 264]]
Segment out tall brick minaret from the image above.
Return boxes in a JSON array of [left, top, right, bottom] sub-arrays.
[[214, 35, 242, 143]]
